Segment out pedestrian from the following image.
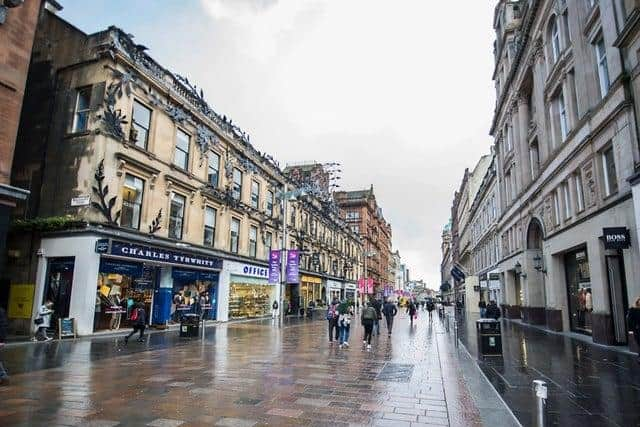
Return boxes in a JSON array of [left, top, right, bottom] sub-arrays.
[[627, 297, 640, 364], [34, 300, 53, 341], [338, 302, 353, 348], [372, 298, 382, 335], [283, 300, 289, 316], [408, 300, 417, 326], [0, 306, 9, 385], [382, 298, 397, 336], [271, 300, 279, 319], [426, 299, 435, 322], [486, 300, 501, 320], [361, 301, 377, 351], [356, 300, 360, 313], [124, 303, 146, 344], [478, 299, 487, 318], [326, 300, 339, 345]]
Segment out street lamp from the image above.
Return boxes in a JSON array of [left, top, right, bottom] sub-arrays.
[[361, 250, 376, 306], [533, 254, 547, 274]]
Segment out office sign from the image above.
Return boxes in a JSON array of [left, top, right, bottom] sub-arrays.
[[602, 227, 631, 250], [268, 250, 281, 284]]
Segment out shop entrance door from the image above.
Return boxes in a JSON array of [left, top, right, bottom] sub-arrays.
[[43, 257, 75, 331], [606, 254, 629, 345]]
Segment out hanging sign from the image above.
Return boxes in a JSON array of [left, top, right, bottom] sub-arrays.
[[268, 250, 281, 284], [602, 227, 631, 250], [286, 250, 299, 284]]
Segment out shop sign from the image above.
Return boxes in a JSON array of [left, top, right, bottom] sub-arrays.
[[95, 239, 109, 254], [110, 240, 222, 269], [602, 227, 631, 250], [302, 275, 322, 284], [100, 258, 143, 278], [7, 283, 34, 319], [327, 280, 342, 290], [489, 279, 501, 290], [70, 194, 90, 207], [224, 260, 269, 279], [172, 267, 219, 283], [269, 250, 281, 284], [286, 250, 299, 284], [344, 283, 356, 290]]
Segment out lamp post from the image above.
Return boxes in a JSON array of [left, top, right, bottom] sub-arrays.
[[362, 250, 376, 306]]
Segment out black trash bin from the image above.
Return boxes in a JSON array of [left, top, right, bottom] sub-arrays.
[[180, 314, 200, 338], [476, 318, 502, 356]]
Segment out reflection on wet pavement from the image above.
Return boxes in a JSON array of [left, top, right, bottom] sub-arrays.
[[0, 314, 518, 426], [457, 311, 640, 427]]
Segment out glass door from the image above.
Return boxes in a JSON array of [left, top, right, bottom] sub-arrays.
[[565, 248, 592, 334], [43, 257, 75, 332], [606, 255, 628, 344]]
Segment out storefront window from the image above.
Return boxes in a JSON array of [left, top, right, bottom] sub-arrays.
[[120, 174, 144, 230], [229, 281, 276, 319], [565, 248, 593, 334], [94, 259, 154, 331], [300, 276, 323, 310], [43, 257, 75, 332], [171, 268, 218, 322]]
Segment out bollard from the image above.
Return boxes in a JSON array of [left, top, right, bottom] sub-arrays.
[[445, 314, 450, 332], [532, 380, 547, 427], [454, 318, 458, 348], [202, 318, 205, 340]]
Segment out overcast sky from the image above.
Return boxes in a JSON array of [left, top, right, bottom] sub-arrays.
[[60, 0, 496, 290]]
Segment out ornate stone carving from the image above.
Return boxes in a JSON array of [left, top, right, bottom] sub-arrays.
[[148, 209, 162, 234], [92, 159, 121, 225], [582, 160, 597, 208]]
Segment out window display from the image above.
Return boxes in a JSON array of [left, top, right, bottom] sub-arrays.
[[94, 260, 154, 331], [565, 248, 592, 334], [228, 282, 276, 319], [171, 268, 218, 322]]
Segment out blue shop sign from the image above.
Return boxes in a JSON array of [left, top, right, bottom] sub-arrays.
[[110, 241, 222, 269]]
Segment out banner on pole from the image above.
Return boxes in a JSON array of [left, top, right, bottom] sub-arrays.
[[269, 250, 281, 284], [286, 250, 299, 284]]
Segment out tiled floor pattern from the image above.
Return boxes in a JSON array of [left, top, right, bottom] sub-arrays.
[[0, 314, 488, 426]]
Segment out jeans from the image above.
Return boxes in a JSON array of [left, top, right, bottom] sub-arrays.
[[363, 322, 373, 344], [328, 318, 339, 342], [385, 316, 394, 334], [339, 324, 350, 344], [36, 326, 49, 340], [480, 308, 487, 318], [126, 324, 145, 340], [373, 319, 380, 335]]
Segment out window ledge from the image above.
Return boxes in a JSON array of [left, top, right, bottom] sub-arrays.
[[64, 130, 92, 139]]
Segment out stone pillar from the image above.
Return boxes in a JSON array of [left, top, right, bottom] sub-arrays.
[[518, 94, 532, 189], [531, 41, 550, 162], [522, 249, 545, 325]]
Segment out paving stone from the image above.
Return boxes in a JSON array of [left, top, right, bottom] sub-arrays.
[[383, 412, 418, 422], [214, 418, 257, 427], [147, 419, 185, 427], [266, 408, 304, 418]]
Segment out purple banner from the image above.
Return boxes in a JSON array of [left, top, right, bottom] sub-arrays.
[[286, 250, 299, 284], [268, 250, 281, 284]]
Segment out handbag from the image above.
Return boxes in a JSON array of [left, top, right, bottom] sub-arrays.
[[34, 317, 43, 325]]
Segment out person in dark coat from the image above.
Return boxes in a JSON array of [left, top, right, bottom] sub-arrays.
[[0, 306, 9, 384], [382, 299, 398, 336], [124, 303, 146, 344], [627, 297, 640, 363], [372, 299, 382, 335], [485, 300, 501, 320], [408, 300, 417, 326]]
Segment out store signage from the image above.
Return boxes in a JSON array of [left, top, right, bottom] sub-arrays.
[[286, 250, 299, 283], [344, 283, 356, 290], [110, 241, 222, 269], [224, 260, 269, 279], [358, 278, 374, 294], [95, 239, 109, 254], [327, 280, 342, 290], [268, 250, 280, 284], [100, 258, 144, 278], [602, 227, 631, 250], [451, 265, 466, 282], [70, 194, 91, 207], [7, 283, 34, 319], [301, 275, 322, 284]]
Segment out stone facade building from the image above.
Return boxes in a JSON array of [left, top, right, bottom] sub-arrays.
[[334, 187, 392, 295], [5, 10, 362, 335], [0, 0, 60, 292]]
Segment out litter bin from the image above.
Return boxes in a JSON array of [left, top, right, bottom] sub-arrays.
[[476, 318, 502, 356], [179, 314, 200, 338]]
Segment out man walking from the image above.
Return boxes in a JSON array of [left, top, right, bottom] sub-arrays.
[[0, 306, 9, 385], [382, 299, 397, 336], [361, 302, 377, 351], [327, 300, 339, 345], [372, 298, 382, 336], [478, 299, 487, 318]]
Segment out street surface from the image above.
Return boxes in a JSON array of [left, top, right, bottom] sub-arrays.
[[0, 313, 516, 427]]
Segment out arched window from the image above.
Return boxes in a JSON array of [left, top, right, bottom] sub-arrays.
[[550, 17, 561, 63]]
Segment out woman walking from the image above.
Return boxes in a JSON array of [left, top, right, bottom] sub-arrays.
[[627, 297, 640, 364], [124, 303, 146, 344], [338, 302, 353, 348], [361, 302, 377, 351]]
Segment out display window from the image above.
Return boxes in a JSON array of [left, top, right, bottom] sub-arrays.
[[94, 259, 154, 331], [171, 268, 218, 322], [229, 279, 276, 319], [565, 248, 593, 334]]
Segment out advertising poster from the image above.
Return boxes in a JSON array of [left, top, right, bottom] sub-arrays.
[[8, 284, 35, 319], [269, 250, 281, 284], [286, 250, 299, 284]]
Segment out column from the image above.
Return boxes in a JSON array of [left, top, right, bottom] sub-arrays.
[[517, 93, 532, 189]]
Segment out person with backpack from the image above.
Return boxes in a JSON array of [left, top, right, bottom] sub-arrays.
[[382, 298, 398, 336], [327, 300, 339, 344], [361, 301, 377, 351], [372, 298, 382, 336], [124, 303, 146, 344], [486, 300, 501, 320], [271, 300, 279, 319], [338, 302, 353, 348], [0, 306, 9, 385]]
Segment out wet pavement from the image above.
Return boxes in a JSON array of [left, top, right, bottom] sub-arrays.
[[456, 310, 640, 427], [0, 312, 517, 426]]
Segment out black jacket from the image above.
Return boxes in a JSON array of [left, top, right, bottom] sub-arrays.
[[627, 307, 640, 332], [382, 303, 397, 317], [134, 307, 146, 326], [373, 300, 382, 320], [0, 307, 8, 342], [486, 303, 501, 320]]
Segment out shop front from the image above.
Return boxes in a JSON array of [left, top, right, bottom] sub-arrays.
[[222, 260, 274, 320], [299, 275, 323, 310], [327, 280, 342, 303], [344, 283, 356, 302], [171, 268, 219, 323], [565, 247, 593, 335]]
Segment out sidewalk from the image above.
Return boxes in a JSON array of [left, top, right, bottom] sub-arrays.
[[456, 311, 640, 427]]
